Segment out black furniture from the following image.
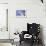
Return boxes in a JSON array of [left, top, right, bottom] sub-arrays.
[[19, 23, 41, 46]]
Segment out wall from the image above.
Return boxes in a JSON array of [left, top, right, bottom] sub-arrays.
[[43, 0, 46, 45], [0, 0, 8, 3], [9, 0, 42, 33], [9, 0, 46, 45]]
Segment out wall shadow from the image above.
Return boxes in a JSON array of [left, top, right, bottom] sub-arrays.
[[39, 25, 45, 46]]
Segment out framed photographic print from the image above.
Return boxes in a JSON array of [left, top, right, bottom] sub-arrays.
[[16, 10, 26, 17]]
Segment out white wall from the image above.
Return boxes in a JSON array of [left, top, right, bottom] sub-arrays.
[[9, 1, 41, 32], [8, 0, 46, 45], [0, 0, 8, 3]]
